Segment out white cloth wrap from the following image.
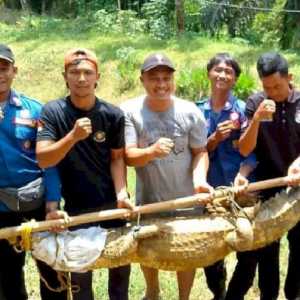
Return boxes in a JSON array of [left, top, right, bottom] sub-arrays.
[[31, 226, 107, 272]]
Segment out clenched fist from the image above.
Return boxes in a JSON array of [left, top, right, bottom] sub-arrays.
[[71, 117, 92, 141], [214, 120, 235, 142], [150, 137, 174, 158]]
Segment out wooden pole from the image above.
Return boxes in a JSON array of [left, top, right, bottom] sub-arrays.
[[0, 176, 290, 240], [247, 176, 288, 193]]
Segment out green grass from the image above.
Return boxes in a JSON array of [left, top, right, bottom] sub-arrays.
[[0, 15, 296, 300], [1, 18, 300, 105]]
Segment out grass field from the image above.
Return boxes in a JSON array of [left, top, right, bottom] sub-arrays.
[[1, 16, 298, 300], [1, 18, 300, 105]]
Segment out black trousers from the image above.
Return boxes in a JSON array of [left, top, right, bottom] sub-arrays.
[[38, 216, 131, 300], [204, 260, 227, 300], [0, 238, 28, 300], [225, 241, 280, 300], [0, 206, 62, 300], [38, 262, 131, 300]]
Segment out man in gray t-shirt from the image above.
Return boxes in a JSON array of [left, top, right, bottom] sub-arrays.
[[121, 53, 211, 300]]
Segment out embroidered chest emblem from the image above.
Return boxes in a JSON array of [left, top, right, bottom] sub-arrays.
[[93, 131, 106, 143], [229, 112, 240, 129]]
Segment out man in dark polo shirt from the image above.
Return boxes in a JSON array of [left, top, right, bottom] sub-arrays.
[[36, 48, 133, 300], [228, 52, 300, 300]]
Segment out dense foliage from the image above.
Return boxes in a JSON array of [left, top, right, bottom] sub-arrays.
[[176, 66, 256, 101], [1, 0, 299, 49]]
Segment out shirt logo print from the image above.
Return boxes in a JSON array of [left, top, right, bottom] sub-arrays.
[[93, 131, 106, 143]]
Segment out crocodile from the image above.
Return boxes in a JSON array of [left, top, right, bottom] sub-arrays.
[[32, 187, 300, 272]]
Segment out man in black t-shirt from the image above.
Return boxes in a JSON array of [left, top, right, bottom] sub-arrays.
[[36, 48, 133, 300], [225, 52, 300, 300]]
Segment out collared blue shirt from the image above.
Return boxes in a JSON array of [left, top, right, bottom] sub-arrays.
[[196, 94, 256, 187], [0, 90, 61, 211]]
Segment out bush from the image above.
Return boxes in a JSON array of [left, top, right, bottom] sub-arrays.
[[233, 72, 256, 100], [141, 0, 174, 40], [176, 66, 210, 101], [114, 10, 147, 36], [251, 0, 286, 47], [115, 47, 139, 94], [195, 0, 258, 39], [176, 66, 256, 101], [93, 9, 146, 36], [92, 9, 117, 34]]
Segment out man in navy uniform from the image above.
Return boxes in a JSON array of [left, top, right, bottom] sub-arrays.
[[236, 52, 300, 300], [0, 44, 62, 300]]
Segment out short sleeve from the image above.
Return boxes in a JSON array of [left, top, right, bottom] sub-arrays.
[[108, 110, 125, 149], [120, 101, 139, 146], [241, 94, 262, 133], [236, 100, 250, 132], [245, 96, 258, 119], [189, 106, 208, 149], [36, 103, 59, 142]]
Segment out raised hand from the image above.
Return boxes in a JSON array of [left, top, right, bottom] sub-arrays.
[[253, 99, 276, 122], [71, 117, 92, 141], [215, 120, 235, 142], [150, 137, 174, 158]]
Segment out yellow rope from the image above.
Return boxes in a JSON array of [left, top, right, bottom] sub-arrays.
[[20, 219, 37, 251]]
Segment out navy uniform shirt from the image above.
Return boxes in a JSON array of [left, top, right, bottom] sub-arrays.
[[0, 90, 61, 212], [37, 96, 125, 215], [197, 94, 256, 187], [244, 89, 300, 198]]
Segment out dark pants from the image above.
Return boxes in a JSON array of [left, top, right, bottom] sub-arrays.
[[0, 238, 27, 300], [225, 241, 280, 300], [285, 221, 300, 300], [38, 264, 131, 300], [0, 206, 62, 300], [204, 260, 226, 300], [38, 216, 131, 300]]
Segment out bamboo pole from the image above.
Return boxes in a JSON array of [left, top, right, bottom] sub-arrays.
[[0, 176, 290, 240], [247, 176, 288, 192]]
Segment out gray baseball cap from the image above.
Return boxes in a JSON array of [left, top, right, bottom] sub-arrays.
[[141, 53, 175, 73], [0, 44, 14, 64]]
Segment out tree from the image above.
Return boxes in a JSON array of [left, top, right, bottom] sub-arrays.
[[175, 0, 184, 33], [20, 0, 30, 10], [280, 0, 300, 49]]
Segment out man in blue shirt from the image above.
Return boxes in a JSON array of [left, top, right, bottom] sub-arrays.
[[0, 44, 63, 300], [196, 53, 256, 300]]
